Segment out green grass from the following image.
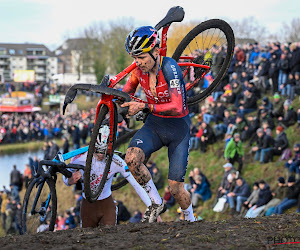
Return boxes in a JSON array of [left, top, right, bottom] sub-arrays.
[[0, 139, 65, 155]]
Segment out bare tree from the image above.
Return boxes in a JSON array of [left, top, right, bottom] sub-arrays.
[[281, 18, 300, 43], [82, 19, 134, 84], [229, 16, 267, 42]]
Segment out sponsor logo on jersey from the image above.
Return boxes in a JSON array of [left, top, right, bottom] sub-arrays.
[[90, 171, 111, 189], [112, 157, 123, 167], [170, 79, 180, 88], [135, 139, 143, 145], [157, 90, 170, 98], [170, 64, 179, 79]]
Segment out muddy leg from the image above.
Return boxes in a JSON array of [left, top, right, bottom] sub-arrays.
[[168, 180, 191, 209], [169, 180, 195, 222], [125, 147, 151, 185], [125, 147, 162, 205]]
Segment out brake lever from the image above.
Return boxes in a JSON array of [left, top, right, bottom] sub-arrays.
[[63, 88, 78, 115]]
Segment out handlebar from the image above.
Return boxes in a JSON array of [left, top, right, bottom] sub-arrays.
[[63, 75, 131, 115], [37, 160, 84, 179]]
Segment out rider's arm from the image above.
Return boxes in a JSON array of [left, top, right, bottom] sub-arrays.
[[122, 68, 140, 96], [62, 154, 85, 186], [113, 154, 152, 207], [150, 58, 188, 116], [62, 168, 78, 186]]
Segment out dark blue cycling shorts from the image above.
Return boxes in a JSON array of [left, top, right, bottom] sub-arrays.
[[128, 114, 191, 182]]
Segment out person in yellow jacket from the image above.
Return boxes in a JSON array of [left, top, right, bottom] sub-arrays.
[[1, 192, 8, 232]]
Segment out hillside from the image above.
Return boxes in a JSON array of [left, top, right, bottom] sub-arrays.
[[53, 98, 300, 222]]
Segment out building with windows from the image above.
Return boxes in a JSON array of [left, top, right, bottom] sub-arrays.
[[0, 43, 57, 83], [53, 38, 97, 85]]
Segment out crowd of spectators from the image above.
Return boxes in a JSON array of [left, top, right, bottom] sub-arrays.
[[1, 40, 300, 229], [0, 109, 96, 146], [186, 41, 300, 218]]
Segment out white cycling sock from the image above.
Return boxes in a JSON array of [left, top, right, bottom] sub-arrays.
[[182, 203, 195, 222], [143, 179, 162, 205]]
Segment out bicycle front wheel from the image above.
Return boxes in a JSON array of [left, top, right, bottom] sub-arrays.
[[172, 19, 235, 106], [84, 103, 118, 202], [22, 177, 57, 234]]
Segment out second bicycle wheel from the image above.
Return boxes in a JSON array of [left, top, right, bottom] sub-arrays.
[[84, 103, 118, 202], [22, 177, 57, 234], [172, 19, 235, 106]]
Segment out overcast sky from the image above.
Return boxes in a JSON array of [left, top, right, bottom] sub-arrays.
[[1, 0, 299, 50]]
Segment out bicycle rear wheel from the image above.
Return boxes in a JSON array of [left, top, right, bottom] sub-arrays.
[[111, 129, 138, 191], [22, 177, 57, 234], [172, 19, 235, 106], [84, 103, 118, 202]]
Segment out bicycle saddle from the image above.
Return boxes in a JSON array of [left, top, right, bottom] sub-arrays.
[[155, 6, 185, 30]]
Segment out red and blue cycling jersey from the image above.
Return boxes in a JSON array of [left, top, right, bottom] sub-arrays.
[[123, 56, 189, 118]]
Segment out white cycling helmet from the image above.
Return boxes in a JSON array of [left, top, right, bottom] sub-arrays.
[[95, 140, 107, 154], [94, 125, 109, 154]]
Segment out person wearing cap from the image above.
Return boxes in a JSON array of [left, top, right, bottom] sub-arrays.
[[245, 180, 273, 218], [224, 133, 244, 173], [256, 53, 270, 92], [262, 177, 288, 216], [258, 97, 273, 118], [247, 80, 261, 99], [277, 99, 298, 127], [251, 128, 275, 164], [259, 108, 275, 130], [271, 93, 284, 118], [217, 163, 236, 198], [268, 125, 289, 162], [285, 143, 300, 180], [273, 176, 300, 214]]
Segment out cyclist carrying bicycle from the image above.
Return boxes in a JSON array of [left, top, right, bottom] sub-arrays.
[[120, 26, 195, 222], [63, 127, 152, 227]]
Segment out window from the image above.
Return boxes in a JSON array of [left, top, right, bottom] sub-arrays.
[[18, 50, 23, 55], [9, 49, 15, 55], [36, 50, 44, 55], [0, 49, 6, 55]]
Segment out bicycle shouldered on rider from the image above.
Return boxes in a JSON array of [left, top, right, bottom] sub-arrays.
[[64, 25, 195, 227], [120, 25, 195, 223]]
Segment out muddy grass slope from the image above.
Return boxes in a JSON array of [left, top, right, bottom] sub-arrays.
[[1, 214, 300, 249]]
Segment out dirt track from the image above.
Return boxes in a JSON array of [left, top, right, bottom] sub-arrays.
[[1, 214, 300, 249]]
